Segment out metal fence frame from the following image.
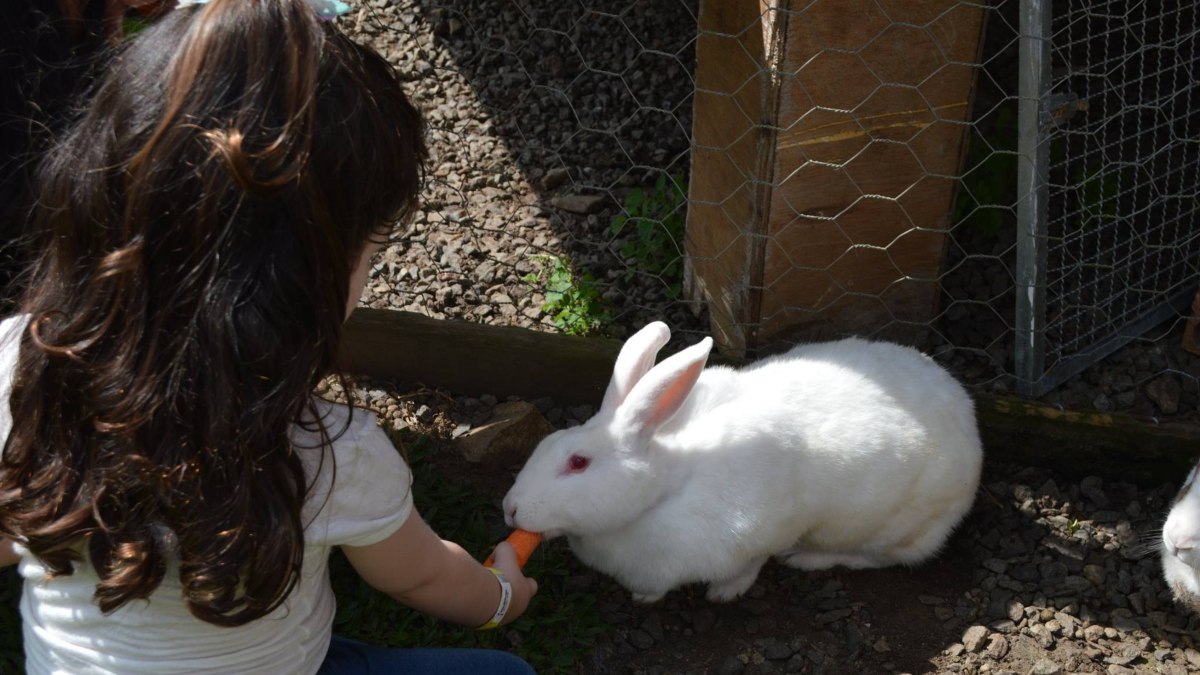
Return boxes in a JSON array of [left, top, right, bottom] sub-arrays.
[[1014, 0, 1200, 397]]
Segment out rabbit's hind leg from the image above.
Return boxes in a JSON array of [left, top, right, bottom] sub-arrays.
[[631, 591, 666, 604], [705, 556, 768, 602], [875, 512, 964, 567], [776, 549, 882, 571]]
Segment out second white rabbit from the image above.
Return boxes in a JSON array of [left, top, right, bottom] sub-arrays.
[[502, 322, 984, 602], [1162, 458, 1200, 613]]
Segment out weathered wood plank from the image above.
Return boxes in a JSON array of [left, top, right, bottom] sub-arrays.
[[685, 0, 777, 355], [974, 395, 1200, 484], [340, 310, 1199, 484], [339, 308, 620, 403]]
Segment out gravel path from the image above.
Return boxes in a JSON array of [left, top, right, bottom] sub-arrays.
[[337, 2, 1200, 673], [350, 0, 702, 338]]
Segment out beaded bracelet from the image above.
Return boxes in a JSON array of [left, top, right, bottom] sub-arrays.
[[477, 567, 512, 631]]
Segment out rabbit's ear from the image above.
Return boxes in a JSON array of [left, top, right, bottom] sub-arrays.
[[617, 337, 712, 440], [601, 322, 672, 413]]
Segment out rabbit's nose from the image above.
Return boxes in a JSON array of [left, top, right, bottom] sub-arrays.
[[1168, 537, 1196, 555], [1165, 522, 1199, 558]]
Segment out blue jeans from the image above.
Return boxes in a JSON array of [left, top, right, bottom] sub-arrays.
[[318, 635, 536, 674]]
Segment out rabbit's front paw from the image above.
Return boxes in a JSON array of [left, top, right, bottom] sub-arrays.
[[631, 591, 665, 604], [705, 557, 767, 602], [778, 549, 880, 571]]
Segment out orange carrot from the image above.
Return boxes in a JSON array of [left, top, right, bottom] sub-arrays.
[[483, 529, 543, 569]]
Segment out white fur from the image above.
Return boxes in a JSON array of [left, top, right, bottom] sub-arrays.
[[502, 322, 984, 602], [1162, 461, 1200, 612]]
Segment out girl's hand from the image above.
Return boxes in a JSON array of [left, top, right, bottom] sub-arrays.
[[487, 541, 539, 626], [344, 509, 538, 629]]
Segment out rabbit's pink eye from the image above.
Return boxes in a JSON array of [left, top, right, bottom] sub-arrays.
[[566, 454, 591, 474]]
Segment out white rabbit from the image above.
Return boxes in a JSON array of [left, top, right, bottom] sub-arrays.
[[1162, 459, 1200, 613], [502, 322, 984, 602]]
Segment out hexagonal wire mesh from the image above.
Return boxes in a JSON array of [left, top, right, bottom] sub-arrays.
[[1024, 0, 1200, 397], [347, 0, 1200, 416]]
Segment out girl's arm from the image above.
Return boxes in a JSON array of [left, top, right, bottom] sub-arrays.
[[342, 508, 538, 628], [0, 536, 18, 567]]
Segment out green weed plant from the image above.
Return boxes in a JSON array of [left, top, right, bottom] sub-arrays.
[[522, 254, 612, 337], [611, 175, 688, 299], [954, 104, 1128, 240]]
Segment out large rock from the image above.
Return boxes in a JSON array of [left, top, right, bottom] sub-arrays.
[[454, 401, 553, 466]]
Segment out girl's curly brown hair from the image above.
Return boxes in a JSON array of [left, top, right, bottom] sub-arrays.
[[0, 0, 425, 627]]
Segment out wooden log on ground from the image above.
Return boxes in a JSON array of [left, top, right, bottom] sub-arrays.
[[341, 309, 1199, 484], [340, 308, 621, 403], [973, 396, 1200, 485]]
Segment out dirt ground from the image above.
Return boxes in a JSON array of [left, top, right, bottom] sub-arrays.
[[557, 461, 1197, 675], [393, 385, 1200, 675]]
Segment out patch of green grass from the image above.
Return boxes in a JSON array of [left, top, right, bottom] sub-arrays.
[[954, 106, 1018, 239], [0, 431, 609, 674], [954, 104, 1131, 240], [329, 430, 609, 673], [522, 254, 613, 337], [610, 174, 688, 299]]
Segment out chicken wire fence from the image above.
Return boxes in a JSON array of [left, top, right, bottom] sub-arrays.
[[1018, 0, 1200, 397], [347, 0, 1200, 415]]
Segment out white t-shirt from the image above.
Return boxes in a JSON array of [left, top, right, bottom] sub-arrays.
[[0, 315, 415, 674]]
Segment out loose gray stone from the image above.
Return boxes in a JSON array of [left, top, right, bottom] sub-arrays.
[[549, 194, 607, 215], [627, 629, 654, 650], [715, 656, 744, 675], [986, 634, 1010, 660], [1007, 600, 1025, 622], [453, 401, 553, 465], [1029, 659, 1062, 675], [962, 625, 989, 652], [759, 638, 792, 661], [983, 558, 1009, 574], [1104, 645, 1139, 666], [1144, 376, 1181, 414], [1082, 564, 1107, 586], [541, 167, 571, 190], [816, 608, 853, 624]]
